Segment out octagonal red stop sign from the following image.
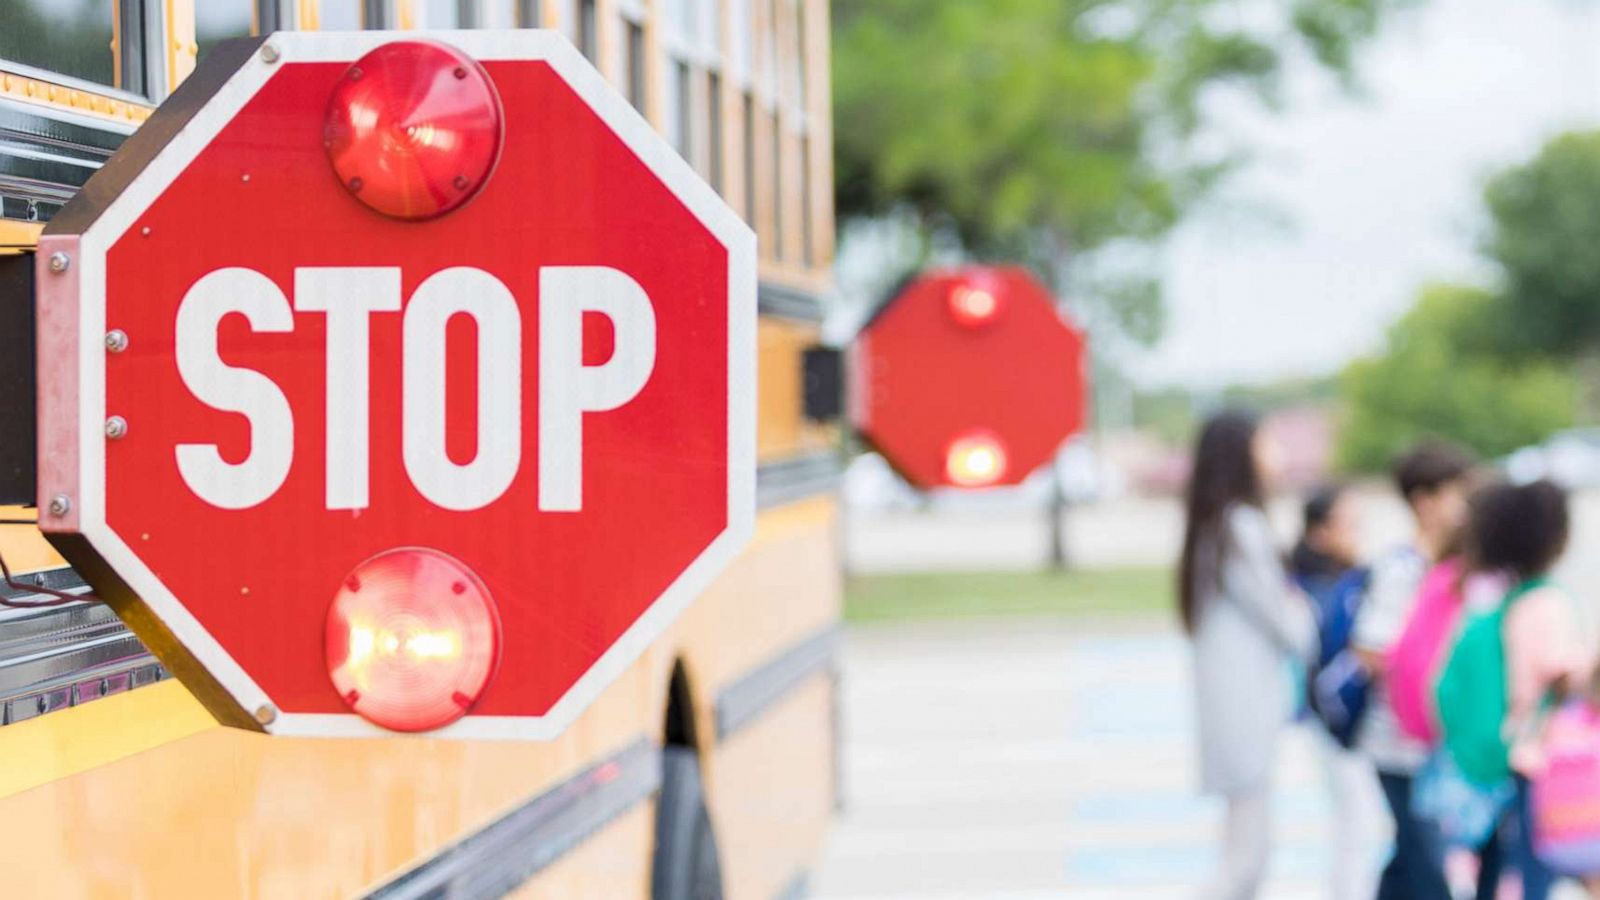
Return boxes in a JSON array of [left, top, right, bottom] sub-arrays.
[[852, 267, 1088, 490], [35, 32, 755, 739]]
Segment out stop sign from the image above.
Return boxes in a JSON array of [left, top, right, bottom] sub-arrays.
[[34, 32, 754, 738], [852, 267, 1087, 489]]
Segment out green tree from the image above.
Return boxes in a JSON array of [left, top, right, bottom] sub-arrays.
[[833, 0, 1416, 346], [1337, 284, 1576, 471], [1479, 131, 1600, 360]]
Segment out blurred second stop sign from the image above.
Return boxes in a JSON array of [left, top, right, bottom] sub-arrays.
[[852, 267, 1088, 490]]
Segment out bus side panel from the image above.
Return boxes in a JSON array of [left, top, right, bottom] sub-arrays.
[[509, 805, 654, 899], [677, 496, 842, 900], [713, 678, 836, 900], [0, 651, 671, 898]]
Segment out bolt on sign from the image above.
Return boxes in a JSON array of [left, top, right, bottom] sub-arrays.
[[851, 267, 1088, 491], [34, 32, 756, 738]]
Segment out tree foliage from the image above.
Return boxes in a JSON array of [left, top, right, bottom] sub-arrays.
[[832, 0, 1415, 345], [1477, 131, 1600, 358], [1336, 283, 1576, 471]]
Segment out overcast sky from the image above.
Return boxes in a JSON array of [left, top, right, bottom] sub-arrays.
[[1134, 0, 1600, 388]]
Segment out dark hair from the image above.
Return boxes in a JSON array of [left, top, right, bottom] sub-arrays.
[[1178, 410, 1264, 633], [1468, 479, 1569, 580], [1303, 482, 1348, 533], [1394, 440, 1475, 504]]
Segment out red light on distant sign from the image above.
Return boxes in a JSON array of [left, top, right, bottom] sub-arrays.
[[324, 40, 503, 220], [325, 548, 501, 732], [947, 281, 1003, 329], [945, 430, 1009, 487]]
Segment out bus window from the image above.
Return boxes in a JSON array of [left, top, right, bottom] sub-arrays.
[[666, 0, 694, 41], [792, 0, 805, 108], [800, 133, 813, 266], [708, 72, 723, 194], [729, 0, 751, 84], [320, 1, 365, 30], [196, 2, 256, 64], [742, 92, 755, 226], [770, 110, 782, 259], [483, 0, 530, 28], [419, 0, 467, 28], [0, 0, 116, 89], [624, 20, 645, 109], [668, 61, 692, 160], [578, 0, 597, 62], [555, 0, 577, 43]]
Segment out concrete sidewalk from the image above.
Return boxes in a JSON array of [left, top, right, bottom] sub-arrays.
[[812, 618, 1399, 899]]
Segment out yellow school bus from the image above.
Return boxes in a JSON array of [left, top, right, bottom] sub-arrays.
[[0, 1, 839, 896]]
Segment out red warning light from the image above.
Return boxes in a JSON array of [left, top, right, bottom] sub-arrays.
[[325, 548, 501, 732], [944, 429, 1010, 488], [323, 40, 503, 220], [946, 278, 1005, 329]]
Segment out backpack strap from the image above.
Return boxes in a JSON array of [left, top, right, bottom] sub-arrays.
[[1504, 576, 1552, 607]]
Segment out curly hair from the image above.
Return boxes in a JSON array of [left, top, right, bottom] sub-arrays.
[[1468, 479, 1569, 580]]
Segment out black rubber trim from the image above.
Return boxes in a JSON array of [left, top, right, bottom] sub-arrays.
[[363, 737, 661, 900], [756, 450, 841, 510], [44, 35, 266, 237], [714, 626, 841, 742], [758, 281, 825, 323]]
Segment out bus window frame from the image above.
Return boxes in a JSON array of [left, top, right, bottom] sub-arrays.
[[0, 0, 159, 107]]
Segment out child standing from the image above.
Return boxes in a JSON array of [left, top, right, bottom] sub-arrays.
[[1354, 442, 1475, 900], [1289, 483, 1383, 900], [1463, 480, 1595, 899], [1179, 410, 1316, 899]]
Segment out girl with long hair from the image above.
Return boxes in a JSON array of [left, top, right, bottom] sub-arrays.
[[1180, 410, 1314, 899]]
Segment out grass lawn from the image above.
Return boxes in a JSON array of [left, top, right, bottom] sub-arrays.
[[844, 565, 1173, 623]]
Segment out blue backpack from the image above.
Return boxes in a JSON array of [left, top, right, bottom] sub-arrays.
[[1296, 566, 1373, 747]]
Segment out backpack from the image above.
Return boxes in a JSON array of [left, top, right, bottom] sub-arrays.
[[1532, 700, 1600, 876], [1436, 578, 1547, 787], [1388, 558, 1468, 745], [1297, 566, 1373, 747]]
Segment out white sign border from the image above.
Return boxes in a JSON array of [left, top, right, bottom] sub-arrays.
[[71, 29, 757, 740]]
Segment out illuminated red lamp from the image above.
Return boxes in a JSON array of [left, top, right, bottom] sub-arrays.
[[323, 40, 504, 220], [944, 429, 1010, 488], [325, 548, 502, 732], [946, 278, 1005, 329]]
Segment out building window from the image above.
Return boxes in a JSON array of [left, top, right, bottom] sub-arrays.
[[708, 72, 723, 194]]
